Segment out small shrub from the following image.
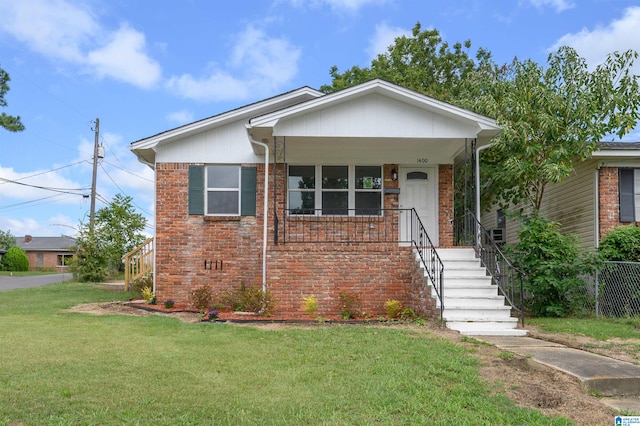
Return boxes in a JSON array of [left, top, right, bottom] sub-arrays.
[[399, 307, 417, 321], [1, 246, 29, 271], [219, 281, 277, 315], [384, 299, 403, 319], [206, 309, 218, 321], [302, 295, 319, 316], [189, 285, 213, 312], [141, 286, 154, 303], [164, 299, 175, 309], [337, 291, 362, 319], [131, 274, 153, 295], [506, 213, 598, 317], [599, 225, 640, 261]]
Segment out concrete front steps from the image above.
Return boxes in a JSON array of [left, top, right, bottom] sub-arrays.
[[418, 247, 527, 337]]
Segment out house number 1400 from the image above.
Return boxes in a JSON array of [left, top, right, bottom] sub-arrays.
[[416, 158, 429, 164]]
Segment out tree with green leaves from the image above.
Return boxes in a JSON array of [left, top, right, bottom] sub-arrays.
[[321, 23, 640, 214], [95, 194, 147, 272], [0, 67, 25, 133], [463, 47, 640, 212], [0, 229, 16, 251], [320, 22, 491, 103], [72, 194, 147, 281]]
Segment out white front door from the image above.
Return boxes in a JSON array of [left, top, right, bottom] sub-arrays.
[[399, 166, 438, 246]]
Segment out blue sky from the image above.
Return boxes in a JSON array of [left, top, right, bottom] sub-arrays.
[[1, 0, 639, 238]]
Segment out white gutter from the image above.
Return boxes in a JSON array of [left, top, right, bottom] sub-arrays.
[[246, 127, 269, 293]]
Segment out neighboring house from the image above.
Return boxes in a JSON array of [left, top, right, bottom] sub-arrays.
[[15, 235, 76, 271], [481, 142, 640, 249], [131, 79, 504, 322]]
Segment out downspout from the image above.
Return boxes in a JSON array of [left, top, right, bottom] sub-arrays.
[[246, 126, 269, 293]]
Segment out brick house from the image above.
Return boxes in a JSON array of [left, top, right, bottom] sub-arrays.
[[130, 79, 507, 323], [481, 142, 640, 249], [15, 235, 76, 271]]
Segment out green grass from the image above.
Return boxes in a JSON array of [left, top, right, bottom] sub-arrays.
[[0, 283, 573, 425], [528, 317, 640, 341]]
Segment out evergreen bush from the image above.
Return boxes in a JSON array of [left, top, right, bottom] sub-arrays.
[[0, 246, 29, 271]]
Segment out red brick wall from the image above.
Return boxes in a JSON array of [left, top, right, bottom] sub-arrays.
[[439, 164, 454, 247], [268, 243, 437, 319], [599, 167, 619, 239], [24, 252, 66, 271], [155, 163, 263, 304], [154, 161, 448, 319]]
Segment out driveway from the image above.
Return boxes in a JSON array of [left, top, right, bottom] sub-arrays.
[[0, 273, 73, 291]]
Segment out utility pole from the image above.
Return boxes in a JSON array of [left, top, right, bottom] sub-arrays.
[[90, 118, 100, 234]]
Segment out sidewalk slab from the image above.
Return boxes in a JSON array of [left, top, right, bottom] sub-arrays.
[[478, 336, 640, 398]]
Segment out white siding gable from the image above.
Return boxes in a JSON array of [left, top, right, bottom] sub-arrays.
[[156, 120, 259, 164], [273, 93, 480, 139]]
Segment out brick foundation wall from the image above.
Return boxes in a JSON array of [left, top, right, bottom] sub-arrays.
[[268, 243, 438, 319]]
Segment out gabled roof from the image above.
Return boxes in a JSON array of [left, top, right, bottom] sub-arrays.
[[248, 79, 501, 138], [15, 236, 76, 252], [130, 86, 323, 165]]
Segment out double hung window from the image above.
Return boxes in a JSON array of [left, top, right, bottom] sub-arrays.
[[188, 164, 257, 216], [206, 165, 240, 215], [288, 165, 382, 215]]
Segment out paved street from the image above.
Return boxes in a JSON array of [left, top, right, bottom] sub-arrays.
[[0, 273, 73, 291]]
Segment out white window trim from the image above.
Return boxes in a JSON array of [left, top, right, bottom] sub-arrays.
[[287, 165, 383, 216], [205, 165, 241, 216]]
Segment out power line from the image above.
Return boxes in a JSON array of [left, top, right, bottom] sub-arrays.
[[102, 160, 153, 183], [99, 163, 154, 216], [0, 160, 89, 185], [0, 193, 75, 211], [0, 177, 89, 195]]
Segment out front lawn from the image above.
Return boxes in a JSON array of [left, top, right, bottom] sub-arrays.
[[0, 282, 572, 425], [528, 317, 640, 341]]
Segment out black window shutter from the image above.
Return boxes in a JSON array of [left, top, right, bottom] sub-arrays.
[[241, 167, 257, 216], [188, 165, 204, 215], [619, 168, 635, 222]]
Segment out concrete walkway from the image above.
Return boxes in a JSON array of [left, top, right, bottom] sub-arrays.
[[478, 336, 640, 414]]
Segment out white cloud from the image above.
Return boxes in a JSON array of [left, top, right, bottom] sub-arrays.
[[167, 110, 195, 125], [167, 25, 300, 102], [284, 0, 388, 11], [0, 0, 161, 89], [0, 0, 96, 62], [86, 24, 162, 89], [367, 23, 410, 60], [526, 0, 575, 13], [0, 165, 88, 203], [549, 6, 640, 71]]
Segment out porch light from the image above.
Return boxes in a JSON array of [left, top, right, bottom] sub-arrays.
[[391, 168, 398, 181]]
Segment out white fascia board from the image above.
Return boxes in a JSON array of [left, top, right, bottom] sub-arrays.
[[131, 87, 323, 151], [248, 79, 500, 136], [593, 149, 640, 158]]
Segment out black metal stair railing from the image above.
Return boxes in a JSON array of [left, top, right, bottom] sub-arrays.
[[454, 211, 525, 327], [405, 208, 444, 322]]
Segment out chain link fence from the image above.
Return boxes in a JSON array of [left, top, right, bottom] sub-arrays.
[[582, 261, 640, 318]]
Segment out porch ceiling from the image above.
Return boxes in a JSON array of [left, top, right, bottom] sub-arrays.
[[252, 135, 468, 164]]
